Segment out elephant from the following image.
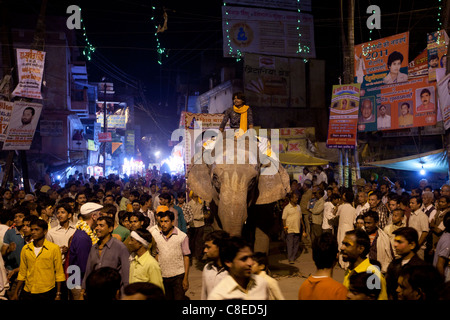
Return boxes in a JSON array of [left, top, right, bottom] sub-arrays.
[[186, 129, 290, 253]]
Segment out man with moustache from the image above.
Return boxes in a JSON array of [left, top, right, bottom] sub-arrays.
[[152, 210, 190, 300], [208, 236, 269, 300]]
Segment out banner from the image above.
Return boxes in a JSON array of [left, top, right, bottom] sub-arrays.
[[358, 76, 437, 132], [438, 73, 450, 130], [12, 49, 46, 100], [244, 53, 305, 107], [0, 101, 13, 142], [427, 30, 449, 82], [96, 114, 126, 129], [224, 0, 312, 11], [326, 84, 361, 149], [222, 6, 315, 59], [354, 32, 409, 88], [2, 101, 42, 150], [408, 49, 428, 79], [98, 132, 112, 142], [182, 112, 226, 129]]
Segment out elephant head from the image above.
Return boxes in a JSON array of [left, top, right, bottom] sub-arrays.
[[187, 130, 290, 236]]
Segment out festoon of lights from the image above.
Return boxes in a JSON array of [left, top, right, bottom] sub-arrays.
[[223, 2, 243, 62], [150, 5, 168, 65], [223, 0, 310, 62], [78, 7, 95, 60], [296, 0, 310, 63]]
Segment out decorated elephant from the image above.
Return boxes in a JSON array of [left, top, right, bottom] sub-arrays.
[[186, 129, 290, 252]]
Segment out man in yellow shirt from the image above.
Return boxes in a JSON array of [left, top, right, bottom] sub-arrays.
[[340, 229, 388, 300], [398, 102, 414, 127], [128, 228, 164, 292], [12, 219, 66, 300]]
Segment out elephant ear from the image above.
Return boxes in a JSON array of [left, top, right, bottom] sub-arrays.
[[187, 163, 214, 203], [256, 159, 291, 205]]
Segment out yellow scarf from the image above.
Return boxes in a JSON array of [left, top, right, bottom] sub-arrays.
[[233, 105, 249, 136]]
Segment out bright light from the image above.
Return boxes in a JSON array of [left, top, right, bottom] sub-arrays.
[[154, 151, 161, 157], [122, 157, 145, 176], [161, 155, 184, 173], [420, 166, 426, 175], [57, 175, 61, 180]]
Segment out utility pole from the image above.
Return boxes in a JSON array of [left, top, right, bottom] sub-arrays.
[[339, 0, 355, 187], [0, 0, 15, 189], [443, 0, 450, 181], [102, 78, 107, 176]]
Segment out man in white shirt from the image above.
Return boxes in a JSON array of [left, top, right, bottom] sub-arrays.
[[377, 104, 391, 129], [46, 203, 76, 264], [355, 191, 370, 218], [323, 193, 340, 233], [208, 236, 269, 300], [408, 196, 430, 260], [315, 166, 328, 186], [299, 167, 313, 187], [421, 191, 436, 223], [201, 230, 230, 300]]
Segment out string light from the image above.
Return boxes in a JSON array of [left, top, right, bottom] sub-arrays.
[[438, 0, 443, 29], [223, 2, 243, 62], [151, 5, 168, 65], [297, 0, 310, 60], [79, 7, 95, 60]]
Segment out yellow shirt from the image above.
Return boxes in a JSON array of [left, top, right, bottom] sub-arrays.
[[17, 239, 66, 294], [129, 251, 165, 292], [343, 258, 388, 300], [398, 114, 413, 127]]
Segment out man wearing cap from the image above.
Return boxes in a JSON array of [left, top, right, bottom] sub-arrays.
[[128, 228, 164, 292], [81, 216, 130, 298], [66, 202, 102, 300]]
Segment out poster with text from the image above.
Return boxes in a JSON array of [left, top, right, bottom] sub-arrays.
[[427, 30, 449, 82], [326, 84, 361, 149], [12, 49, 46, 100], [437, 73, 450, 130], [358, 76, 437, 132], [2, 101, 42, 150], [354, 32, 409, 88], [244, 53, 305, 107], [222, 6, 316, 59], [0, 101, 13, 142], [225, 0, 311, 11], [408, 49, 428, 79]]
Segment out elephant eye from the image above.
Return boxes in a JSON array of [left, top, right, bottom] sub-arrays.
[[212, 174, 221, 192]]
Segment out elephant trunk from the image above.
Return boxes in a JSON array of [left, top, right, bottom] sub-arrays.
[[218, 171, 249, 236]]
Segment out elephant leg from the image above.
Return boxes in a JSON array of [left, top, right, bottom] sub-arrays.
[[254, 227, 270, 255]]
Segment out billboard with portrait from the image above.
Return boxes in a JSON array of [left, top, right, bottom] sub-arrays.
[[354, 32, 409, 88], [358, 76, 436, 132]]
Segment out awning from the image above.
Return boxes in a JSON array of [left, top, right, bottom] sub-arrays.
[[279, 152, 330, 166], [365, 149, 448, 174]]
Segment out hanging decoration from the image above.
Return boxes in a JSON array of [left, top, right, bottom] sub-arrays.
[[297, 0, 310, 62], [151, 5, 169, 64], [223, 2, 243, 62], [79, 7, 95, 60]]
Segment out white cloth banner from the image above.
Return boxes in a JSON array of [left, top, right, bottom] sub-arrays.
[[12, 49, 46, 100]]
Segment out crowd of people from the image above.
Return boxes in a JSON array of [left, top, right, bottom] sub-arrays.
[[286, 170, 450, 300], [0, 167, 449, 301]]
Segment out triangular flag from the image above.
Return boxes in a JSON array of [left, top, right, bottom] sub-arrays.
[[112, 142, 122, 154]]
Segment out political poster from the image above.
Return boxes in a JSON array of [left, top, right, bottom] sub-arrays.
[[408, 49, 428, 79], [354, 32, 409, 88], [427, 30, 449, 82], [222, 6, 316, 59], [2, 101, 42, 150], [0, 101, 13, 142], [358, 76, 437, 132], [12, 49, 46, 100], [437, 73, 450, 130], [326, 84, 361, 149], [244, 53, 305, 107]]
